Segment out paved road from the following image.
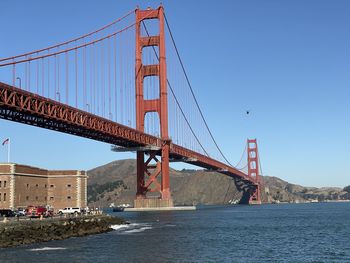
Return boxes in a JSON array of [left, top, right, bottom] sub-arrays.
[[0, 213, 100, 223]]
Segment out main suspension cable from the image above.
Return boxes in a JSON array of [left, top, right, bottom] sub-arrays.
[[0, 9, 135, 62], [234, 144, 247, 170], [164, 13, 234, 166], [141, 21, 209, 157]]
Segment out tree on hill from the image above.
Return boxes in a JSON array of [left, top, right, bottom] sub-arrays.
[[343, 185, 350, 193], [88, 180, 126, 203]]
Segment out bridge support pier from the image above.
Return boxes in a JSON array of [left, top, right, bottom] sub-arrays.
[[134, 142, 173, 208], [134, 6, 173, 208], [248, 184, 261, 205], [247, 139, 262, 205]]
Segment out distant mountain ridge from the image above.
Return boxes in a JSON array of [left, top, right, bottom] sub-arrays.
[[263, 176, 350, 203], [87, 159, 350, 207]]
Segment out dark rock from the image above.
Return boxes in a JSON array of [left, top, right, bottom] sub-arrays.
[[0, 215, 126, 248]]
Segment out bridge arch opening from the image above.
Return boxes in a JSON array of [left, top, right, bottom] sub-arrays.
[[250, 162, 257, 169], [140, 18, 159, 37], [144, 112, 160, 138], [142, 46, 159, 66], [249, 151, 256, 158], [143, 75, 159, 100]]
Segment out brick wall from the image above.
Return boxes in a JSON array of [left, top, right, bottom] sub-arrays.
[[0, 164, 87, 211], [0, 165, 11, 174], [0, 174, 11, 209], [14, 175, 48, 208], [48, 176, 78, 210]]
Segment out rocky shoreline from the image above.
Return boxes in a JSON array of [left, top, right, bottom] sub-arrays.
[[0, 214, 126, 248]]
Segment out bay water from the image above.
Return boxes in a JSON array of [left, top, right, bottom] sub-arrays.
[[1, 202, 349, 262]]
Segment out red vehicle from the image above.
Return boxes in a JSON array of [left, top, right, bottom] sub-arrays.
[[25, 206, 49, 218]]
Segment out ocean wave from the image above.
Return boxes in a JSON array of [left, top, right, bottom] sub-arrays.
[[123, 226, 153, 234], [164, 224, 177, 227], [111, 223, 153, 234], [29, 247, 67, 251], [110, 224, 130, 231]]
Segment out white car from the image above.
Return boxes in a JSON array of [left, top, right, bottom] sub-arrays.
[[58, 207, 81, 215]]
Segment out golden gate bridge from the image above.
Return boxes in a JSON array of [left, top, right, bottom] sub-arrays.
[[0, 6, 262, 207]]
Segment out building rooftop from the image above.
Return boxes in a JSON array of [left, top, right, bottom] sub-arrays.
[[0, 163, 86, 176]]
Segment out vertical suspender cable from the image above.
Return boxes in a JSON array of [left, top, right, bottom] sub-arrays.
[[101, 42, 106, 117], [12, 61, 15, 87], [108, 37, 111, 119], [57, 54, 60, 101], [66, 51, 69, 104], [36, 55, 39, 94], [93, 43, 96, 114], [54, 55, 57, 100], [90, 45, 93, 112], [114, 35, 117, 122], [28, 60, 31, 91], [75, 48, 78, 108], [83, 46, 86, 110], [25, 58, 28, 91], [120, 33, 123, 124], [41, 58, 44, 96], [47, 52, 50, 98]]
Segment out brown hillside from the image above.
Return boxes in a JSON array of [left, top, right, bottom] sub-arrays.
[[87, 159, 243, 207]]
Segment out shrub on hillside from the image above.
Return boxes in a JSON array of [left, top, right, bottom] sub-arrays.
[[88, 180, 125, 203]]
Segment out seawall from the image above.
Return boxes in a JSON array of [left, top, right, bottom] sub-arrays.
[[0, 214, 126, 248]]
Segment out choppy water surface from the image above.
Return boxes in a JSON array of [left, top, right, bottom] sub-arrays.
[[1, 202, 350, 262]]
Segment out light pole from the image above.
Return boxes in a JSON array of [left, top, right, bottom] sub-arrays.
[[16, 77, 21, 89], [86, 103, 90, 112]]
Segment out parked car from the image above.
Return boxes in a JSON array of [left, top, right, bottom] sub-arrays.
[[58, 207, 81, 215], [14, 208, 26, 216], [0, 209, 15, 217], [26, 206, 47, 218], [80, 207, 90, 214]]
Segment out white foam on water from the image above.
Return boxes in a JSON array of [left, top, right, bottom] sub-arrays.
[[110, 224, 131, 231], [165, 224, 176, 227], [110, 223, 144, 231], [112, 223, 153, 234], [29, 247, 67, 252], [123, 226, 153, 234], [128, 223, 143, 227]]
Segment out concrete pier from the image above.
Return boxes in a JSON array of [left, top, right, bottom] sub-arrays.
[[134, 198, 174, 208], [130, 198, 196, 212]]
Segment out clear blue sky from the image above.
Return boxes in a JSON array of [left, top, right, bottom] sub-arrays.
[[0, 0, 349, 187]]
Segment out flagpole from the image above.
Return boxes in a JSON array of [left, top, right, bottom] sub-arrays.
[[7, 138, 10, 163]]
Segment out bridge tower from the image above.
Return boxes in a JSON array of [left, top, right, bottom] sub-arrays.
[[247, 139, 262, 204], [134, 6, 173, 208]]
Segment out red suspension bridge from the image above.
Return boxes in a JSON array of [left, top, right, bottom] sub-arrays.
[[0, 6, 262, 206]]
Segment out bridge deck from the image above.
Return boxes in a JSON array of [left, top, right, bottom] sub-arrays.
[[0, 82, 254, 185]]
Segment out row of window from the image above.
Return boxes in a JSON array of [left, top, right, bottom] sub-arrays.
[[24, 196, 72, 201], [25, 196, 47, 201], [49, 196, 72, 200], [1, 182, 74, 188], [1, 194, 73, 202], [25, 184, 72, 188], [1, 182, 75, 189], [0, 193, 6, 202]]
